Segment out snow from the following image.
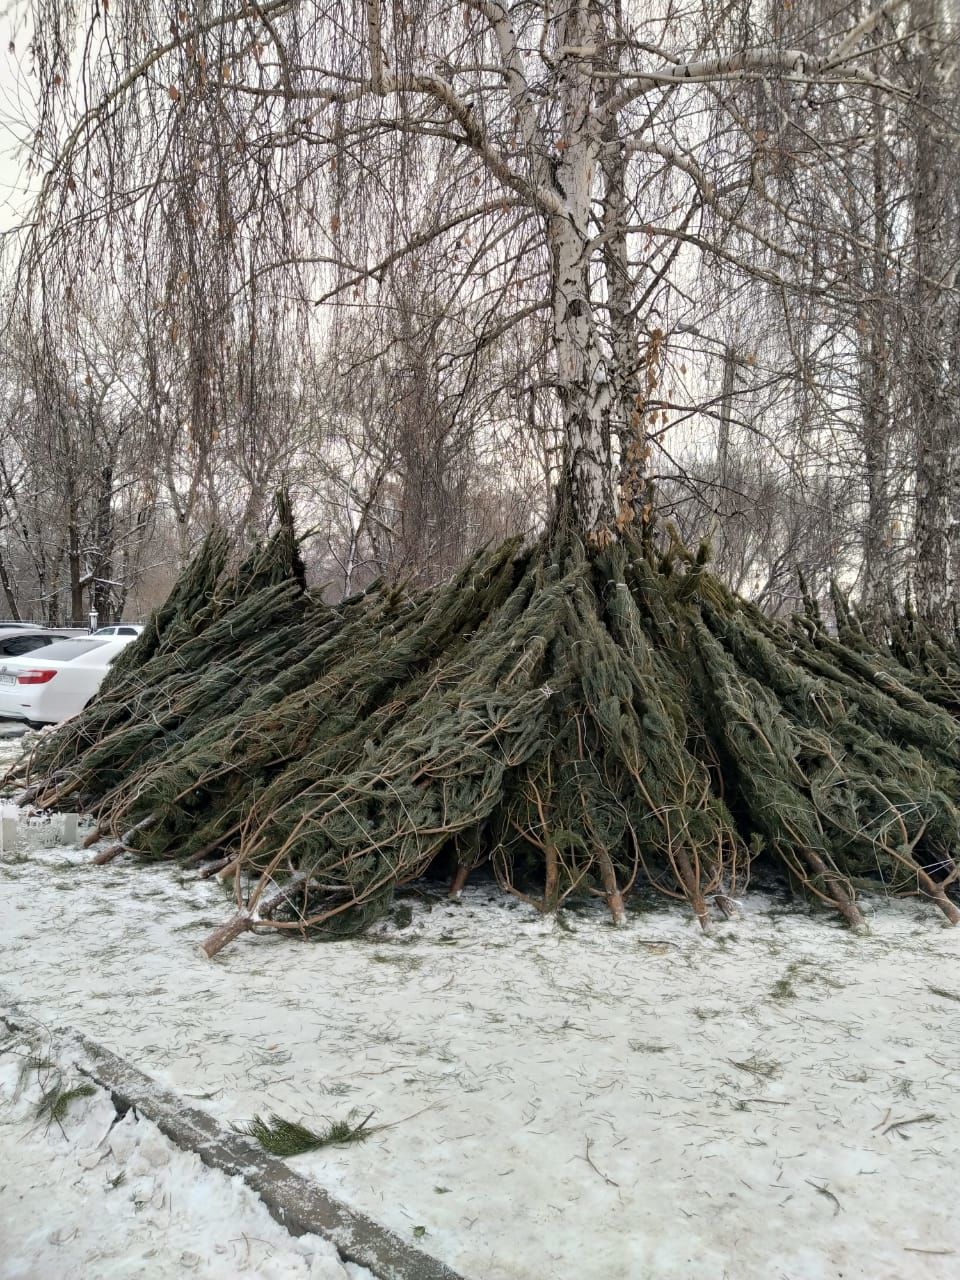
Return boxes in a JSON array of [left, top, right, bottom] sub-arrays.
[[1, 727, 959, 1279], [0, 1046, 371, 1280]]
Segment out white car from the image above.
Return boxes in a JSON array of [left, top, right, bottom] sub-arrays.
[[0, 635, 137, 727], [0, 625, 80, 657], [94, 624, 144, 637]]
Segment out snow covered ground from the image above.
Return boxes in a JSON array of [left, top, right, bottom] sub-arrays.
[[1, 733, 959, 1279], [0, 1045, 371, 1280]]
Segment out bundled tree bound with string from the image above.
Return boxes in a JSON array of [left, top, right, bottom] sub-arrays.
[[12, 483, 960, 954], [9, 1, 960, 949]]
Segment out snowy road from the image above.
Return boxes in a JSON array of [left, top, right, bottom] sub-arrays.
[[1, 804, 959, 1278]]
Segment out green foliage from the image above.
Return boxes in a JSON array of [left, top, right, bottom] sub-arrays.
[[36, 1082, 96, 1124], [237, 1111, 374, 1157], [16, 497, 960, 948]]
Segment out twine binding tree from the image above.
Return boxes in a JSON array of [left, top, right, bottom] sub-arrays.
[[8, 2, 960, 949], [10, 488, 960, 955]]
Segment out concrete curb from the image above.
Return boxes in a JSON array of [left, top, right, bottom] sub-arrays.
[[0, 989, 464, 1280]]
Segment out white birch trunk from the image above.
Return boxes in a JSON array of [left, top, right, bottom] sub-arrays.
[[859, 87, 894, 613], [910, 0, 960, 626], [546, 5, 618, 541], [599, 5, 644, 525]]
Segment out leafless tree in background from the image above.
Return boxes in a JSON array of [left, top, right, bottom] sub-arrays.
[[0, 0, 957, 623]]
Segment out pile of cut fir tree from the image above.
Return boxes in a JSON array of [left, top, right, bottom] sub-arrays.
[[9, 494, 960, 955]]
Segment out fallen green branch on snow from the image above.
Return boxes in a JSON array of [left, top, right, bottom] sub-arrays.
[[236, 1111, 376, 1158]]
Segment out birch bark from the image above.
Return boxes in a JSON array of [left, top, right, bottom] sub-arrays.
[[859, 85, 895, 613], [909, 0, 960, 625], [546, 5, 618, 540]]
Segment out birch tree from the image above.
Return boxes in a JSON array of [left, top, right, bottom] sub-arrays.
[[12, 0, 960, 939], [906, 0, 960, 625], [13, 0, 938, 543]]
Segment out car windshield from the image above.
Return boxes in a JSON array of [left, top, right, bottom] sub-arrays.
[[34, 639, 112, 661]]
